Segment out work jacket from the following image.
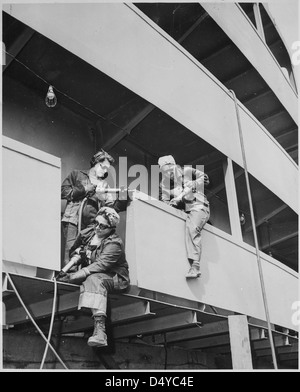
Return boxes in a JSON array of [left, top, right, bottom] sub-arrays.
[[159, 165, 210, 213], [61, 169, 117, 228], [70, 227, 130, 288]]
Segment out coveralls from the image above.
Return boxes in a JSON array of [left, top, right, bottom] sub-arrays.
[[70, 226, 130, 317], [159, 165, 210, 270], [61, 169, 123, 265]]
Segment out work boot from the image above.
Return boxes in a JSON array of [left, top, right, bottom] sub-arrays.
[[87, 315, 107, 347], [185, 262, 201, 279]]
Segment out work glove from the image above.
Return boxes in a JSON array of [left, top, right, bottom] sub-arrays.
[[169, 197, 182, 207], [95, 183, 108, 201], [85, 183, 96, 197], [57, 268, 90, 285]]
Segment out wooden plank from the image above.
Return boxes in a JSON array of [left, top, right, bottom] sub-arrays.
[[228, 315, 253, 369]]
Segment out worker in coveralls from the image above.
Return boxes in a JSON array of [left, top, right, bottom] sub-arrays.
[[158, 155, 210, 279], [57, 206, 130, 347], [61, 149, 124, 266]]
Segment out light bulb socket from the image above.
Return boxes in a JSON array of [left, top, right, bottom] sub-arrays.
[[45, 85, 57, 108]]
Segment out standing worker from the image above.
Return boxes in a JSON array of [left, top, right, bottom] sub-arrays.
[[57, 207, 130, 347], [158, 155, 210, 279], [61, 149, 119, 267]]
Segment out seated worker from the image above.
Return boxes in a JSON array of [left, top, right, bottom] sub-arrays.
[[61, 149, 126, 266], [57, 207, 130, 347], [158, 155, 210, 279]]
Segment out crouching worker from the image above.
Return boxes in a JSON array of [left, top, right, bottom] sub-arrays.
[[57, 207, 130, 347]]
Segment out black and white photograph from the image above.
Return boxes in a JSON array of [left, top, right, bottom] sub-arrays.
[[1, 0, 299, 373]]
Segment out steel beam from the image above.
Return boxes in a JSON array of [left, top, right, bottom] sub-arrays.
[[111, 300, 154, 323], [5, 289, 80, 325], [113, 310, 201, 339], [175, 333, 230, 350], [154, 320, 229, 345]]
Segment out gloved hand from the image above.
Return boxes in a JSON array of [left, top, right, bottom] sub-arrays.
[[56, 268, 90, 284], [169, 197, 181, 207], [85, 183, 96, 196], [184, 180, 194, 189], [95, 183, 107, 201]]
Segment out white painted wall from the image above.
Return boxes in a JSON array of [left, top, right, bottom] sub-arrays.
[[2, 137, 61, 272], [126, 199, 298, 331], [202, 2, 298, 119], [5, 3, 298, 214]]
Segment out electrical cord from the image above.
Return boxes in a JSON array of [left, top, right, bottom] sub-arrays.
[[6, 273, 68, 370], [40, 277, 58, 369], [4, 50, 128, 133]]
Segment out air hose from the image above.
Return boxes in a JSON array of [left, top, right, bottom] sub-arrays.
[[6, 273, 68, 370], [40, 277, 58, 369]]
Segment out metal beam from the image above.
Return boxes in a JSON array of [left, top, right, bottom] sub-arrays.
[[201, 43, 235, 67], [259, 109, 286, 123], [241, 88, 272, 105], [111, 300, 155, 323], [5, 289, 80, 325], [102, 103, 155, 150], [154, 320, 229, 345], [253, 3, 266, 42], [260, 231, 298, 251], [177, 12, 209, 44], [3, 27, 35, 72], [211, 166, 244, 196], [253, 334, 294, 351], [223, 159, 243, 240], [101, 12, 210, 151], [254, 341, 298, 357], [53, 301, 155, 334], [275, 127, 298, 144], [187, 150, 222, 167], [244, 204, 288, 233], [176, 333, 230, 350], [113, 310, 201, 339]]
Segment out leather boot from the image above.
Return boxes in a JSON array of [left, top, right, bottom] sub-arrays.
[[185, 262, 201, 279], [87, 315, 107, 347]]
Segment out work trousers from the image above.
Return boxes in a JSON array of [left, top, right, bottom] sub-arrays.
[[78, 273, 129, 317], [185, 208, 210, 266], [62, 222, 78, 266]]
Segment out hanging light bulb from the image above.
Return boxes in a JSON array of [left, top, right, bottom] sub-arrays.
[[45, 85, 57, 108]]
